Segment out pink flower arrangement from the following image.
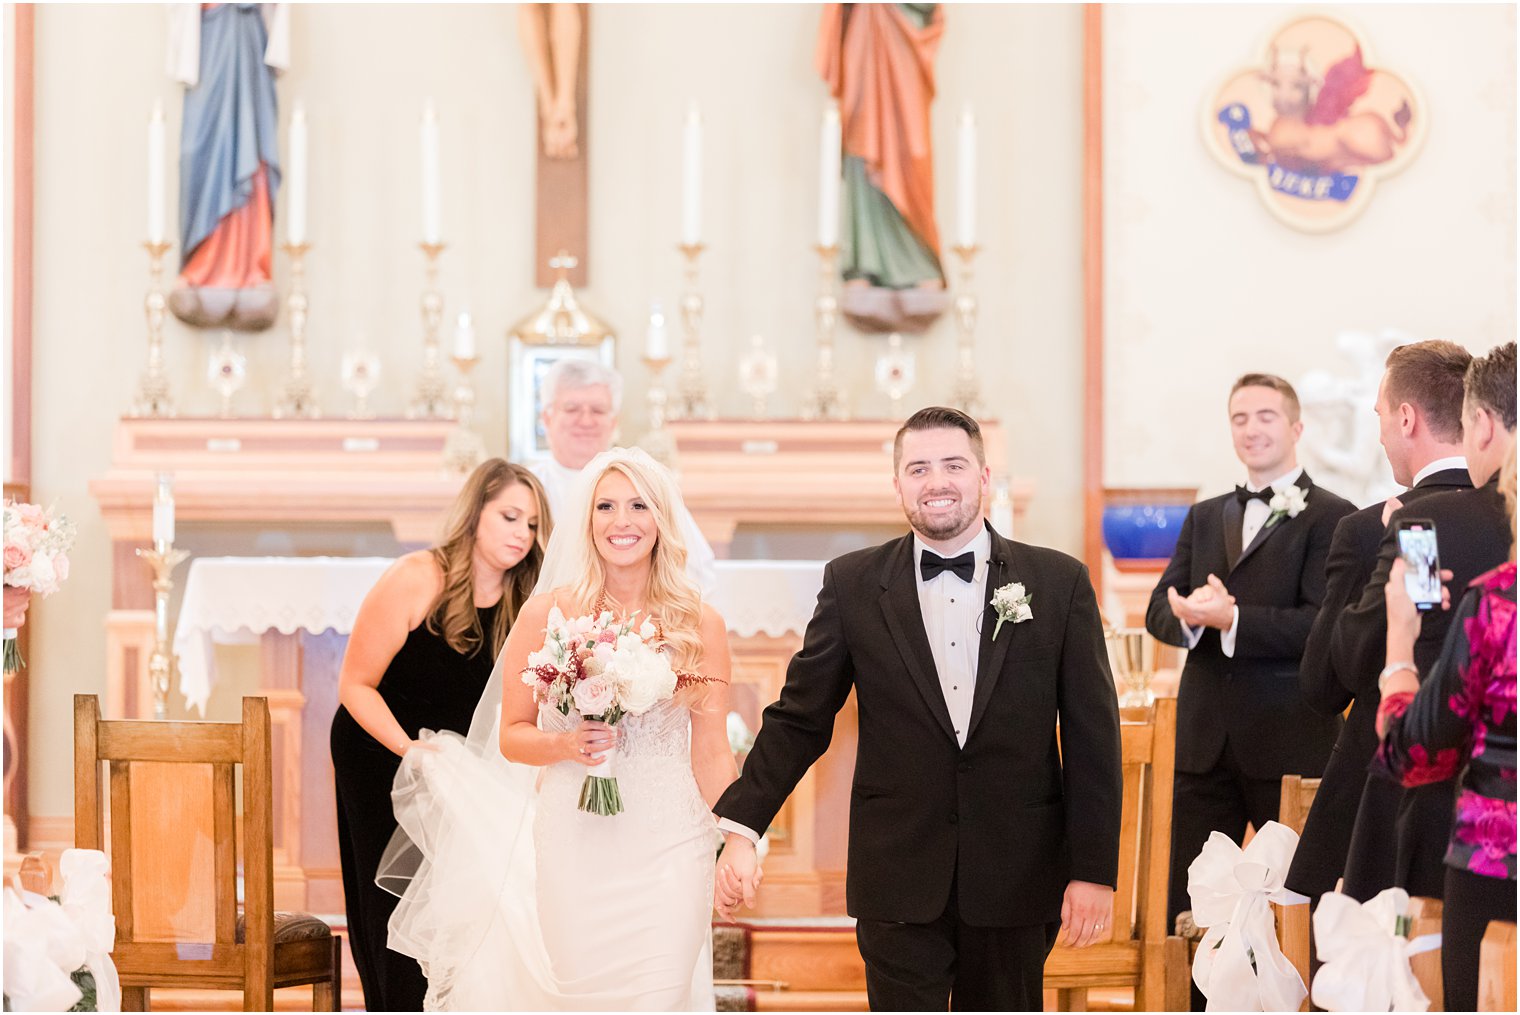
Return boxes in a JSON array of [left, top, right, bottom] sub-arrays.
[[520, 605, 676, 815], [3, 500, 76, 672]]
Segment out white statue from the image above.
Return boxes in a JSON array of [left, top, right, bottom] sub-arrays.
[[1297, 328, 1417, 508]]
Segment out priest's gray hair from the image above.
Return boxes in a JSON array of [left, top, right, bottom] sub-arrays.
[[542, 358, 624, 414]]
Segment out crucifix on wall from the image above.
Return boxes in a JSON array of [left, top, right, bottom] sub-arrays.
[[519, 3, 589, 287]]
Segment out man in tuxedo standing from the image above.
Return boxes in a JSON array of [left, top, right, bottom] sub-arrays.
[[1146, 374, 1355, 932], [1332, 341, 1516, 900], [1285, 340, 1474, 906], [713, 407, 1122, 1011]]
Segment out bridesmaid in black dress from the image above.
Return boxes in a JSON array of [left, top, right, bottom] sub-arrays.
[[330, 459, 550, 1012]]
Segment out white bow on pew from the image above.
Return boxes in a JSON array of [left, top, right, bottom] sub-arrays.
[[1310, 888, 1441, 1012], [1188, 821, 1309, 1011]]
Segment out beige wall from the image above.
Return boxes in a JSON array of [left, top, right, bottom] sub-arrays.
[[19, 3, 1515, 826], [23, 3, 1085, 824], [1104, 3, 1517, 494]]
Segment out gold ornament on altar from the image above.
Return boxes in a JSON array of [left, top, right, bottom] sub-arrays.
[[1105, 626, 1157, 708], [874, 333, 916, 419], [207, 330, 247, 418], [508, 252, 613, 347], [738, 334, 779, 420]]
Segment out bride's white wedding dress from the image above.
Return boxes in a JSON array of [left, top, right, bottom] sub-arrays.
[[382, 697, 718, 1011]]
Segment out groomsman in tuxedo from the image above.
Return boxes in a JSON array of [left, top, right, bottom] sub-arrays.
[[529, 358, 718, 593], [1285, 340, 1474, 906], [1333, 341, 1515, 900], [1146, 374, 1355, 930], [713, 407, 1122, 1011]]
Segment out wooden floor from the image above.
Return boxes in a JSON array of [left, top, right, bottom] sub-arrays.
[[123, 919, 1138, 1012]]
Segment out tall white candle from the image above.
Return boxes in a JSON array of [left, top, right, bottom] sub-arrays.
[[818, 102, 842, 248], [956, 107, 977, 249], [287, 100, 308, 245], [147, 101, 166, 245], [645, 303, 669, 360], [421, 100, 442, 244], [453, 311, 476, 359], [152, 473, 175, 547], [681, 102, 702, 248]]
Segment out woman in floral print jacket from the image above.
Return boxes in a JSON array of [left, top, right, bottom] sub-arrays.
[[1376, 449, 1516, 1012]]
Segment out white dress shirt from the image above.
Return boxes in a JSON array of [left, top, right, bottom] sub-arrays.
[[1182, 466, 1303, 658], [912, 526, 991, 747], [529, 457, 719, 597], [1412, 456, 1468, 487], [720, 525, 991, 844]]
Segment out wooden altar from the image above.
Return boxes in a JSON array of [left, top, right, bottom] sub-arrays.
[[666, 418, 1030, 552]]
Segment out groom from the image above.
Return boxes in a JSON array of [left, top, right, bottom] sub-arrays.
[[714, 407, 1122, 1011]]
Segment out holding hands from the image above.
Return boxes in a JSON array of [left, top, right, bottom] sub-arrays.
[[1166, 574, 1236, 630], [713, 833, 763, 921]]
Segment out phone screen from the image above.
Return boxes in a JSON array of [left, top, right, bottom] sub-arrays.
[[1397, 523, 1442, 610]]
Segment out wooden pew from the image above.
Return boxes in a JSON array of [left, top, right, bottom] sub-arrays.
[[1273, 775, 1321, 1011], [1047, 696, 1187, 1011], [1478, 920, 1516, 1012], [1408, 895, 1445, 1011]]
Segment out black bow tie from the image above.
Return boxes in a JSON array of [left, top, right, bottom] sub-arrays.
[[920, 549, 975, 583], [1235, 485, 1274, 506]]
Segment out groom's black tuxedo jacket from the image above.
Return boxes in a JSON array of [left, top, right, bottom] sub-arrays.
[[1145, 472, 1355, 779], [715, 523, 1123, 927], [1284, 468, 1472, 899]]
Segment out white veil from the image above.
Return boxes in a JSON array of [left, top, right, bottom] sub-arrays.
[[376, 446, 693, 1010]]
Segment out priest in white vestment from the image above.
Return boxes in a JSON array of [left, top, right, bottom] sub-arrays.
[[529, 359, 719, 595]]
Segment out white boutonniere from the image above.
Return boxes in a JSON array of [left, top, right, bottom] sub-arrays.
[[1264, 485, 1309, 529], [991, 582, 1033, 640]]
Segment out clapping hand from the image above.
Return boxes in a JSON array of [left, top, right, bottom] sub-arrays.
[[1167, 574, 1236, 631], [713, 834, 763, 921]]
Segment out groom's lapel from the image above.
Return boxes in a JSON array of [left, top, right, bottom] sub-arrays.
[[967, 527, 1015, 741], [878, 538, 958, 742]]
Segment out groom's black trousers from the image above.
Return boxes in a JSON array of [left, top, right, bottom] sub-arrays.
[[854, 874, 1060, 1012]]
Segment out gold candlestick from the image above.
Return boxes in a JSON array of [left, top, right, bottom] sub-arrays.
[[131, 239, 176, 418], [670, 243, 713, 420], [949, 244, 984, 418], [803, 243, 849, 420], [442, 353, 486, 473], [136, 541, 190, 720], [639, 353, 676, 464], [409, 241, 453, 419], [275, 241, 320, 418]]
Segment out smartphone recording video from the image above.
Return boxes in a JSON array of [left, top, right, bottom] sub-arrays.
[[1396, 520, 1441, 611]]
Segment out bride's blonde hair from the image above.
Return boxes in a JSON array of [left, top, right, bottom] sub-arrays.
[[566, 454, 704, 671]]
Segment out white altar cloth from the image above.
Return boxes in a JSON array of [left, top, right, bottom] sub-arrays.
[[174, 556, 826, 714]]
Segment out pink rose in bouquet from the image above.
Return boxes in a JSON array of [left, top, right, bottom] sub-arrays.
[[4, 500, 77, 671]]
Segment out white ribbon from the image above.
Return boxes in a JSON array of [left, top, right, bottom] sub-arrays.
[[1, 848, 121, 1012], [1188, 821, 1309, 1011], [1310, 888, 1441, 1012]]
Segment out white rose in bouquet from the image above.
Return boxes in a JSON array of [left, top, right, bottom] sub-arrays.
[[611, 636, 677, 715]]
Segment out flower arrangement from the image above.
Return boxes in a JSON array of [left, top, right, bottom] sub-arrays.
[[521, 605, 678, 815], [3, 500, 77, 672]]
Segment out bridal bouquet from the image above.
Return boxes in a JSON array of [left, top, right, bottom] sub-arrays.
[[4, 500, 76, 672], [520, 605, 677, 816]]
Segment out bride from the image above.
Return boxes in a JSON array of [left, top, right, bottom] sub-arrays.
[[380, 447, 739, 1010]]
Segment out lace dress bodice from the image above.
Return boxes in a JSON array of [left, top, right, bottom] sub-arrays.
[[536, 699, 717, 843]]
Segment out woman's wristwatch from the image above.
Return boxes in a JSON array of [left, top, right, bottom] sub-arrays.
[[1378, 661, 1419, 695]]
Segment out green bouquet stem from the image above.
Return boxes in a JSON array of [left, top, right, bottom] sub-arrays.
[[578, 774, 624, 816]]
